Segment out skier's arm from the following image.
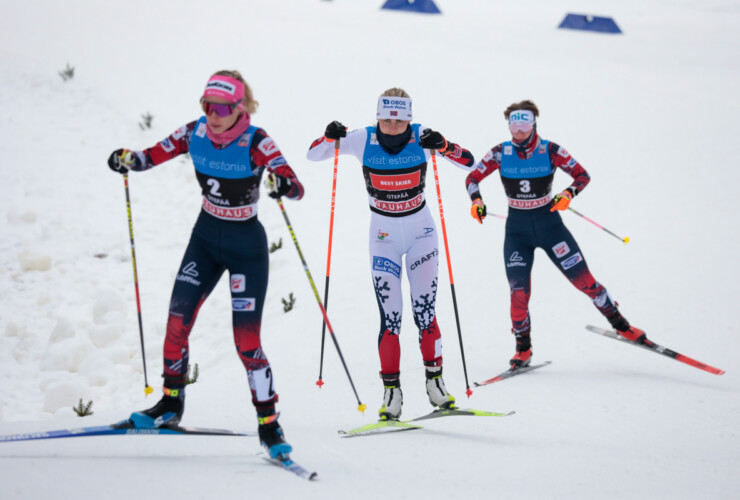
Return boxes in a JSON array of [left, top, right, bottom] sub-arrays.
[[107, 122, 195, 174], [439, 140, 476, 170], [307, 125, 367, 163], [418, 125, 475, 170], [252, 129, 304, 200], [466, 145, 502, 201], [549, 142, 590, 196], [136, 122, 196, 171]]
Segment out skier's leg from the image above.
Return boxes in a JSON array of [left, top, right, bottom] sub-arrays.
[[227, 220, 291, 457], [369, 215, 405, 419], [405, 218, 454, 408], [504, 232, 535, 367], [543, 223, 645, 342], [128, 234, 224, 428]]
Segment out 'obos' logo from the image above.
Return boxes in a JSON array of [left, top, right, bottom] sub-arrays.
[[373, 256, 401, 279]]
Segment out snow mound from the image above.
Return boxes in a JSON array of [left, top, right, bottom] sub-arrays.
[[88, 322, 125, 349], [42, 337, 95, 372], [18, 251, 52, 272], [92, 291, 127, 325], [42, 379, 87, 414], [5, 321, 25, 338], [49, 317, 76, 343], [78, 354, 113, 387], [6, 210, 36, 224]]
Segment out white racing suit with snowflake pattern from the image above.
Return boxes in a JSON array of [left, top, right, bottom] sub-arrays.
[[370, 208, 442, 374], [307, 123, 475, 378]]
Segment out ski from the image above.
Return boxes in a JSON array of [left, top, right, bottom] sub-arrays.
[[338, 419, 423, 437], [474, 361, 553, 387], [339, 406, 513, 436], [0, 424, 252, 443], [408, 407, 515, 422], [258, 452, 318, 480], [585, 325, 725, 375]]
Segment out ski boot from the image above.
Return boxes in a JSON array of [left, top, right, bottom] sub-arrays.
[[510, 348, 532, 369], [378, 374, 403, 421], [257, 409, 292, 459], [425, 367, 456, 410], [116, 385, 185, 429], [608, 311, 646, 344], [510, 326, 533, 369]]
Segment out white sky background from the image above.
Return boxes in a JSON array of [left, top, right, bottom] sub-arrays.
[[0, 0, 738, 498]]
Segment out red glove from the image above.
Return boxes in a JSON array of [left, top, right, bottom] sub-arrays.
[[550, 190, 573, 212]]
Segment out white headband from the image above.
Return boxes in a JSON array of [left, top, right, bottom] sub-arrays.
[[508, 109, 535, 125], [377, 96, 412, 120]]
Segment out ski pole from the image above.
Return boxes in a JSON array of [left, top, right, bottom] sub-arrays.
[[568, 207, 629, 244], [430, 151, 473, 398], [123, 173, 153, 396], [273, 196, 366, 413], [317, 140, 341, 388]]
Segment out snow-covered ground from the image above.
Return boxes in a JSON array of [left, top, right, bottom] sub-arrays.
[[1, 0, 738, 498]]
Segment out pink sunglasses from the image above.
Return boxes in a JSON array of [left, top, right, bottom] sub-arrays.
[[509, 121, 534, 134], [200, 98, 242, 117]]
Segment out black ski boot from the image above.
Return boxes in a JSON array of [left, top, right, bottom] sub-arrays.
[[257, 402, 292, 459], [117, 383, 185, 429], [608, 311, 646, 344]]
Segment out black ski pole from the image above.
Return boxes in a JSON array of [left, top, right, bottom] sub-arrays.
[[123, 173, 153, 396], [568, 207, 629, 244]]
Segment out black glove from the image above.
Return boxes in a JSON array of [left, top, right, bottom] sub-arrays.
[[419, 128, 448, 151], [266, 173, 292, 199], [324, 121, 347, 141], [107, 149, 139, 174]]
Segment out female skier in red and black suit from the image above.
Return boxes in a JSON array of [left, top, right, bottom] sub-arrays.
[[466, 100, 647, 368], [107, 70, 302, 459]]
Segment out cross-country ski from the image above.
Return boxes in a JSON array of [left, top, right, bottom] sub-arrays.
[[0, 424, 252, 443], [474, 361, 553, 387], [585, 325, 725, 375], [339, 406, 513, 436], [258, 452, 318, 480]]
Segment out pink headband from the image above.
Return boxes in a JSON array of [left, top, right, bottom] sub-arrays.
[[203, 75, 246, 107]]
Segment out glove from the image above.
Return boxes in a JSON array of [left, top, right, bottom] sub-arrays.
[[419, 128, 448, 152], [471, 199, 487, 223], [265, 173, 292, 199], [550, 189, 574, 212], [107, 149, 139, 174], [324, 121, 347, 141]]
